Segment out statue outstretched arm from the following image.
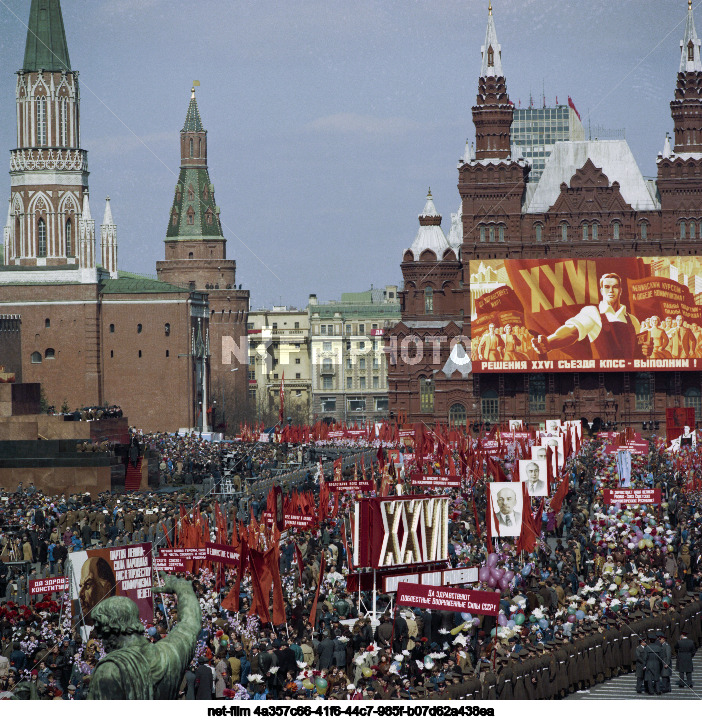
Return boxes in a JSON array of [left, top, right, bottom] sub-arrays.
[[154, 575, 202, 664]]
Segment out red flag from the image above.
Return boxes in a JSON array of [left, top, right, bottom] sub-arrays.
[[308, 553, 326, 627], [248, 548, 272, 625], [222, 535, 248, 613], [568, 95, 581, 120], [269, 545, 286, 626]]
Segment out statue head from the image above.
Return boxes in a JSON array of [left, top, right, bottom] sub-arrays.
[[92, 596, 145, 651]]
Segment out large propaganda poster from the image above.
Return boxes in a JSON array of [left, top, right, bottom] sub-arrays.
[[69, 542, 153, 629], [470, 257, 702, 372]]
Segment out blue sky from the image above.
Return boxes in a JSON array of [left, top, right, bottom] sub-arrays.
[[0, 0, 694, 308]]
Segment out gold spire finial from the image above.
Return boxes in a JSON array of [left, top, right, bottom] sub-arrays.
[[690, 0, 693, 10], [489, 2, 492, 15]]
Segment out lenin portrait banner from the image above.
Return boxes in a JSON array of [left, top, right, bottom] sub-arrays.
[[469, 257, 702, 372], [69, 542, 153, 629]]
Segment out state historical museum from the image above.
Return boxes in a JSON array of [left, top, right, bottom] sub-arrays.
[[388, 4, 702, 433]]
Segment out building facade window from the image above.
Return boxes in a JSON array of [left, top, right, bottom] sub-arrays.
[[322, 358, 332, 372], [449, 403, 467, 428], [592, 223, 598, 240], [31, 351, 42, 364], [529, 374, 547, 412], [322, 341, 332, 351], [109, 324, 115, 333], [65, 219, 72, 256], [37, 96, 47, 146], [373, 376, 379, 389], [634, 372, 652, 411], [480, 226, 485, 243], [684, 387, 702, 419], [425, 287, 433, 314], [613, 221, 620, 240], [582, 223, 588, 241], [164, 323, 170, 336], [376, 398, 389, 412], [419, 376, 435, 413], [534, 224, 542, 242], [498, 225, 505, 242], [640, 222, 647, 240], [489, 226, 495, 243], [691, 221, 697, 239], [44, 348, 55, 360], [346, 377, 353, 389], [137, 324, 143, 334], [321, 397, 336, 412], [322, 377, 332, 390], [359, 377, 366, 389], [561, 223, 568, 242], [37, 218, 47, 257], [481, 389, 499, 423], [348, 398, 366, 412], [60, 97, 68, 146]]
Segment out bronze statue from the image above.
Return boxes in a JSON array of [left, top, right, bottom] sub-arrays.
[[87, 575, 201, 700]]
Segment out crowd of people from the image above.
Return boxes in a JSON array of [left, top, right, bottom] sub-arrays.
[[0, 427, 700, 700]]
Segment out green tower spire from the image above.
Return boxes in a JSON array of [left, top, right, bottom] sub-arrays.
[[23, 0, 71, 72]]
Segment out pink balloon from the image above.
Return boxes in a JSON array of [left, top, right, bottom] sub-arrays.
[[504, 570, 515, 582], [478, 567, 491, 582], [567, 614, 576, 623], [492, 567, 505, 580], [498, 577, 509, 591], [487, 553, 499, 568]]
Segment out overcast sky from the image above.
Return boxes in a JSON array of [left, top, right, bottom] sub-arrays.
[[0, 1, 695, 308]]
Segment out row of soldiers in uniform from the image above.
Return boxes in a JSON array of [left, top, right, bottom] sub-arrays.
[[404, 596, 701, 700]]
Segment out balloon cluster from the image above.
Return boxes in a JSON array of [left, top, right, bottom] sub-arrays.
[[477, 553, 515, 591]]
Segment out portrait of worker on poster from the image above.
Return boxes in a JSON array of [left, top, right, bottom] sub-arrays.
[[519, 459, 548, 497], [469, 257, 702, 372], [489, 482, 524, 537]]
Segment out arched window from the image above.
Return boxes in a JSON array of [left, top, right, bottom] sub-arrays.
[[640, 221, 648, 240], [691, 221, 697, 239], [189, 138, 193, 157], [449, 403, 466, 428], [424, 287, 433, 314], [560, 223, 568, 242], [613, 221, 620, 240], [171, 211, 178, 227], [680, 220, 686, 239], [592, 222, 598, 240], [635, 372, 652, 411], [37, 96, 47, 146], [481, 388, 499, 423], [684, 387, 702, 420], [37, 218, 47, 257], [498, 225, 505, 242], [45, 348, 55, 360], [65, 218, 72, 256], [31, 351, 42, 364], [534, 223, 542, 242], [109, 324, 115, 333], [188, 252, 193, 259], [419, 376, 435, 413], [487, 46, 494, 67], [137, 323, 143, 334], [582, 223, 588, 241], [689, 40, 695, 62], [187, 208, 194, 225], [480, 226, 486, 243], [489, 226, 495, 243]]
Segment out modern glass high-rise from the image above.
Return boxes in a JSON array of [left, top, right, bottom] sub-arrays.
[[511, 104, 585, 181]]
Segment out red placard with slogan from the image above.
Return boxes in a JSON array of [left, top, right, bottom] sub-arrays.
[[160, 548, 207, 561], [154, 557, 185, 573], [29, 577, 68, 595], [603, 489, 661, 505], [395, 582, 500, 616], [263, 512, 316, 529], [205, 542, 241, 566], [328, 479, 374, 492], [409, 473, 462, 488]]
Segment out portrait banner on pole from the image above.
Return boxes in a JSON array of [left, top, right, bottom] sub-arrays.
[[69, 542, 153, 630]]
